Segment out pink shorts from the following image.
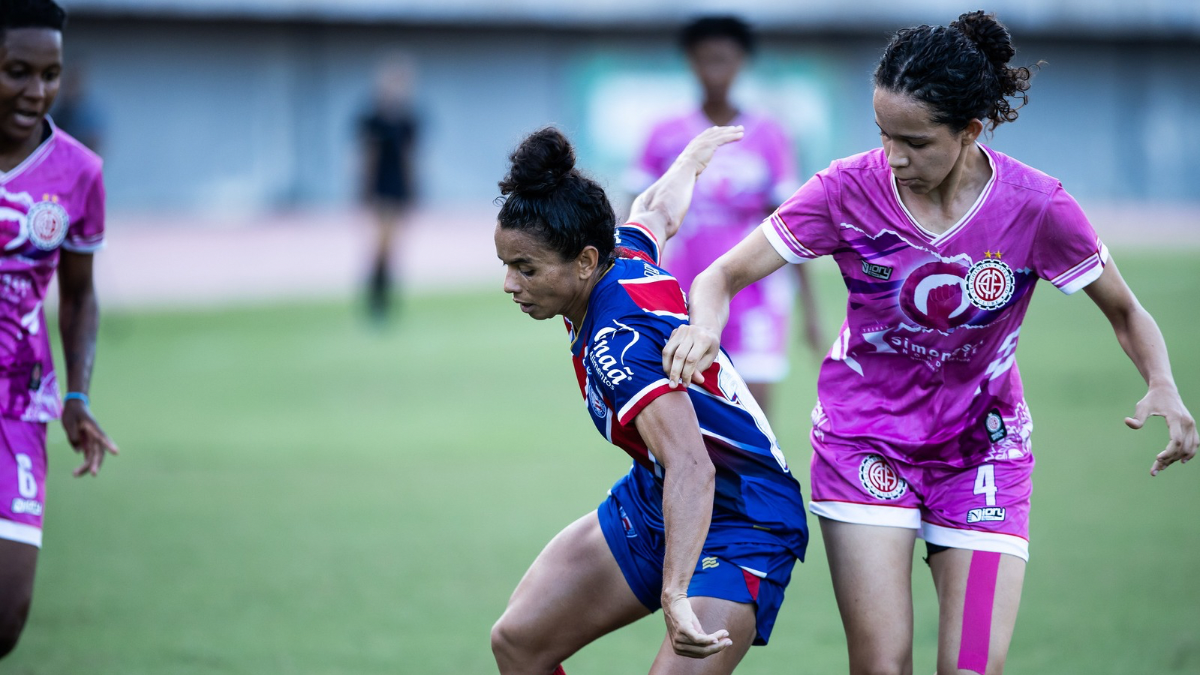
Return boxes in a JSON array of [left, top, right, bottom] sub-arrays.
[[808, 435, 1032, 560], [0, 417, 47, 548]]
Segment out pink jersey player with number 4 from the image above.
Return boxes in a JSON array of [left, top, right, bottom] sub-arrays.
[[663, 10, 1197, 675]]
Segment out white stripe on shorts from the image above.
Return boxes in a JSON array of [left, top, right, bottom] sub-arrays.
[[0, 519, 42, 548], [809, 500, 921, 529], [920, 522, 1029, 561]]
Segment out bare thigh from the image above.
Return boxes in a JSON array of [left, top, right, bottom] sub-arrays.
[[929, 548, 1025, 675], [0, 538, 38, 659], [647, 596, 757, 675], [820, 517, 918, 675], [491, 510, 651, 675]]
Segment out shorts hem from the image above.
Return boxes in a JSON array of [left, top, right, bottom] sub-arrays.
[[919, 522, 1029, 561], [0, 519, 42, 548], [810, 500, 921, 529]]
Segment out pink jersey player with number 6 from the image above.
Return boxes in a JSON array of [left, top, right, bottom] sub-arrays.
[[662, 10, 1197, 675], [0, 0, 118, 661]]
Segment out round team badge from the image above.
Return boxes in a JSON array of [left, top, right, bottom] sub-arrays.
[[587, 381, 607, 418], [26, 200, 69, 251], [965, 257, 1015, 311], [859, 454, 907, 501]]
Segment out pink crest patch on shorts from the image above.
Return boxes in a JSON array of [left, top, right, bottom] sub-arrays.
[[859, 453, 908, 500]]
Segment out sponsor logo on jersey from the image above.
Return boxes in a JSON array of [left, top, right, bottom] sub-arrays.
[[11, 497, 42, 516], [589, 324, 638, 388], [965, 252, 1015, 311], [861, 260, 893, 280], [862, 329, 980, 371], [898, 261, 979, 332], [984, 409, 1008, 443], [701, 556, 720, 570], [966, 507, 1006, 523], [859, 454, 908, 500]]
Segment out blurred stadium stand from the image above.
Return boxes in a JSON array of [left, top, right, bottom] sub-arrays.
[[51, 0, 1199, 307]]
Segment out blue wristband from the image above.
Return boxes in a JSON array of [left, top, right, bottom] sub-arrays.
[[63, 392, 90, 407]]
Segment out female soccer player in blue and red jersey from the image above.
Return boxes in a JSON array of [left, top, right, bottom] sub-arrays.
[[0, 0, 118, 660], [491, 126, 808, 675]]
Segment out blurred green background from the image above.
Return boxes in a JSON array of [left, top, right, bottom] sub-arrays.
[[5, 248, 1198, 675]]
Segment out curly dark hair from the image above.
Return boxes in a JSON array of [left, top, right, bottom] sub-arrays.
[[874, 10, 1036, 132], [680, 16, 755, 55], [0, 0, 67, 43], [497, 127, 616, 263]]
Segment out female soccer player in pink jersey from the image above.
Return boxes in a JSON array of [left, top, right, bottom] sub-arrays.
[[0, 0, 117, 659], [663, 10, 1197, 675], [628, 16, 824, 415]]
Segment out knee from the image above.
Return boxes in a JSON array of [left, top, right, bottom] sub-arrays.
[[491, 614, 552, 674]]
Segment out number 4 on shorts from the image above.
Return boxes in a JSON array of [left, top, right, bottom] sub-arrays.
[[973, 465, 996, 507]]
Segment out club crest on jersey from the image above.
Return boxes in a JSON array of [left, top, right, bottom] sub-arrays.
[[965, 253, 1015, 311], [587, 380, 607, 418], [859, 454, 907, 500], [984, 409, 1007, 443], [25, 199, 69, 251]]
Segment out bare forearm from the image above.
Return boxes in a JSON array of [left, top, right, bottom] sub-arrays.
[[1112, 306, 1177, 391], [660, 462, 715, 600], [59, 284, 99, 394], [630, 155, 703, 239], [688, 263, 737, 336]]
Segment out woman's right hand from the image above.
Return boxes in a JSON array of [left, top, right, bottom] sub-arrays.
[[663, 324, 722, 388]]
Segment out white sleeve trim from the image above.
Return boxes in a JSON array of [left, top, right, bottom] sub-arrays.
[[1055, 242, 1110, 295], [62, 239, 106, 254], [759, 218, 807, 265], [0, 519, 43, 547], [617, 377, 671, 424]]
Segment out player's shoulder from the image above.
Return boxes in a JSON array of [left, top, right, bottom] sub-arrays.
[[48, 125, 103, 176], [983, 145, 1062, 197], [829, 147, 888, 175], [593, 258, 689, 326]]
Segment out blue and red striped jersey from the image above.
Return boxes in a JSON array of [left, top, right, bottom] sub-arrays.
[[567, 223, 807, 545]]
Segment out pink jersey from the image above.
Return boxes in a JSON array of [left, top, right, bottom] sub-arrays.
[[629, 110, 800, 379], [764, 146, 1107, 468], [0, 121, 106, 422]]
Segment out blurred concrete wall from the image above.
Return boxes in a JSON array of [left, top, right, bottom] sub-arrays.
[[63, 18, 1200, 212]]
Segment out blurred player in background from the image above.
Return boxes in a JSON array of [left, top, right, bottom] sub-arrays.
[[491, 126, 807, 674], [359, 54, 418, 323], [662, 10, 1197, 675], [627, 16, 824, 414], [0, 0, 118, 659]]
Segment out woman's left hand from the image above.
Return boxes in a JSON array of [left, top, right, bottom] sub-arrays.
[[62, 400, 119, 477], [1125, 386, 1198, 476]]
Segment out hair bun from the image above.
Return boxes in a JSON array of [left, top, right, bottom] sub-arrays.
[[499, 127, 577, 198], [952, 10, 1014, 68]]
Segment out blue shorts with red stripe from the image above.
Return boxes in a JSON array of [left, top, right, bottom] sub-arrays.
[[597, 465, 799, 645]]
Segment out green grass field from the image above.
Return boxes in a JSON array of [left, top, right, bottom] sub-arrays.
[[5, 249, 1199, 674]]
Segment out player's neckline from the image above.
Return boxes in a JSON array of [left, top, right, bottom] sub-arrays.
[[0, 118, 57, 182], [890, 143, 997, 246]]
